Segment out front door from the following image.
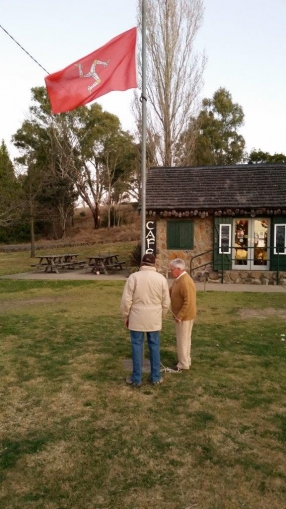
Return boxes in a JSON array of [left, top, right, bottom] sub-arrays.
[[233, 218, 269, 269]]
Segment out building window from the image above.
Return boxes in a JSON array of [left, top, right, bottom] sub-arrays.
[[274, 224, 286, 254], [167, 220, 194, 249], [219, 224, 231, 254]]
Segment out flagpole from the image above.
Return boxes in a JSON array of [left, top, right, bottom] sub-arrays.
[[141, 0, 147, 259], [140, 0, 147, 367]]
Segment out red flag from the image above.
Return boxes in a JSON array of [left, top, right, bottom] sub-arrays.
[[45, 27, 137, 114]]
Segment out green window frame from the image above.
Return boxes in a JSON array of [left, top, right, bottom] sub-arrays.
[[167, 220, 194, 249]]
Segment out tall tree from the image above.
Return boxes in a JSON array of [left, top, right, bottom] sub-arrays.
[[17, 155, 45, 256], [12, 93, 78, 241], [0, 140, 21, 228], [67, 104, 137, 228], [177, 87, 246, 166], [0, 140, 14, 181], [12, 87, 138, 232], [247, 149, 286, 164], [136, 0, 206, 166], [99, 130, 137, 227]]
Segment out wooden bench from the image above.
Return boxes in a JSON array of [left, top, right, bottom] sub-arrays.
[[105, 261, 126, 272], [31, 263, 59, 273], [31, 262, 78, 271], [72, 260, 87, 268], [57, 262, 75, 269], [59, 260, 87, 270]]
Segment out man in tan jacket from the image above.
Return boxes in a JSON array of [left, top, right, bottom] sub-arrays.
[[169, 258, 196, 371], [120, 254, 170, 386]]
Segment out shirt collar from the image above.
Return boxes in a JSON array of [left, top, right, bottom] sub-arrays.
[[176, 270, 186, 280]]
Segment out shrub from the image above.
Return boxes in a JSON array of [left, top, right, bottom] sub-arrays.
[[129, 243, 141, 270]]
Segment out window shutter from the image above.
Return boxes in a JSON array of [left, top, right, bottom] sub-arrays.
[[167, 221, 194, 249]]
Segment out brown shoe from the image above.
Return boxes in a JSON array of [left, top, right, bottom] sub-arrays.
[[170, 365, 182, 372]]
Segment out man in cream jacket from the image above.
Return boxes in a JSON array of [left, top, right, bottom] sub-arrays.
[[120, 254, 170, 386]]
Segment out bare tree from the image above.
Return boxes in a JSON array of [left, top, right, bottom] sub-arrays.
[[0, 205, 21, 229], [136, 0, 207, 166]]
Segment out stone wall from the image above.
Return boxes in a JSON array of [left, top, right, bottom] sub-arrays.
[[152, 216, 286, 285], [155, 216, 213, 277], [205, 270, 286, 286]]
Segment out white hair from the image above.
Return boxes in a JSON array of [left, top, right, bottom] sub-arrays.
[[170, 258, 186, 270]]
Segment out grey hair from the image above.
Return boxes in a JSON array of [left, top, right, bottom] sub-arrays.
[[170, 258, 186, 270]]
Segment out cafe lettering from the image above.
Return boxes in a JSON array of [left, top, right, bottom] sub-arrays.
[[145, 221, 156, 255]]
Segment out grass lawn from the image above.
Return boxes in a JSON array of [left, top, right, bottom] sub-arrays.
[[0, 241, 137, 277], [0, 280, 286, 509]]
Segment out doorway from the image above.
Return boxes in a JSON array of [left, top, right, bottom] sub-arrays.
[[233, 218, 269, 269]]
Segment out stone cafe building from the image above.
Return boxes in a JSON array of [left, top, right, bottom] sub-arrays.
[[144, 164, 286, 285]]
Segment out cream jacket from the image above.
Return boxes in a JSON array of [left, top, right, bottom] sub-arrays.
[[120, 266, 170, 331]]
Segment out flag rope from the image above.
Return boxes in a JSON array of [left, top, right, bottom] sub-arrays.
[[0, 24, 49, 74]]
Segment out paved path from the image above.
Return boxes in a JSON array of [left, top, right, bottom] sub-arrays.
[[1, 269, 286, 292]]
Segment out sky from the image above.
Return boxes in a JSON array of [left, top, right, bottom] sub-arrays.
[[1, 0, 286, 161]]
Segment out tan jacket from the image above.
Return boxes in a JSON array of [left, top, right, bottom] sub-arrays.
[[120, 266, 170, 331], [169, 272, 196, 321]]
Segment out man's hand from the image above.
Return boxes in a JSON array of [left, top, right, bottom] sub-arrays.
[[175, 316, 181, 323], [125, 318, 129, 328]]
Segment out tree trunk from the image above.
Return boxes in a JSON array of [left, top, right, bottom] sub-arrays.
[[107, 204, 111, 229], [92, 202, 100, 229], [30, 215, 36, 258]]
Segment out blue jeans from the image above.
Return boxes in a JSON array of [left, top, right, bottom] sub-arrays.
[[130, 330, 161, 384]]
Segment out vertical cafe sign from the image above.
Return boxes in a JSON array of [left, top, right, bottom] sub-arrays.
[[145, 221, 156, 254]]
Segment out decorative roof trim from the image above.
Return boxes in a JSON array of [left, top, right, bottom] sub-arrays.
[[146, 208, 286, 218]]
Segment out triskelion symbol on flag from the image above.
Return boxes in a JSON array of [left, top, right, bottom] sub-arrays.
[[75, 59, 110, 93]]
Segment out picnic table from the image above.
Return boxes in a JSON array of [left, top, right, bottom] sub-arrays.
[[31, 253, 86, 273], [86, 254, 126, 275]]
